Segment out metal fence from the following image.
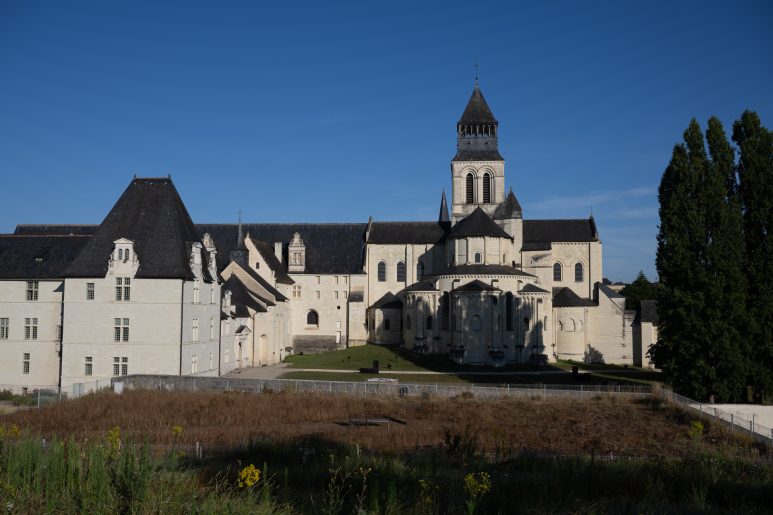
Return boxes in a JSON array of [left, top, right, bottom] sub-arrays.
[[655, 388, 773, 445], [115, 374, 653, 400]]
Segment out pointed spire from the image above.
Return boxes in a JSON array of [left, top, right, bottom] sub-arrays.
[[458, 83, 497, 125], [439, 190, 450, 223], [237, 211, 246, 250]]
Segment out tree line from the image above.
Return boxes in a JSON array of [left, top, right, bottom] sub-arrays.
[[651, 111, 772, 403]]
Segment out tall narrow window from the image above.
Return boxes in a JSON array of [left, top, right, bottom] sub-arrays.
[[122, 357, 128, 375], [23, 353, 30, 374], [0, 318, 8, 339], [377, 261, 387, 282], [553, 263, 562, 282], [575, 263, 584, 282], [113, 357, 120, 376], [417, 261, 425, 280], [406, 315, 411, 330], [192, 318, 199, 342], [426, 316, 433, 330], [87, 282, 95, 300], [209, 318, 214, 340], [505, 293, 513, 331], [396, 261, 406, 282], [474, 252, 482, 264], [115, 277, 130, 301], [384, 318, 391, 331], [306, 310, 319, 326], [114, 318, 129, 342], [84, 356, 93, 376], [24, 318, 38, 340], [482, 173, 491, 203], [465, 173, 474, 203], [26, 281, 38, 301], [524, 317, 530, 331], [193, 279, 200, 303]]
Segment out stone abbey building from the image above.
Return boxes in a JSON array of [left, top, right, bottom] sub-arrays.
[[0, 83, 641, 393]]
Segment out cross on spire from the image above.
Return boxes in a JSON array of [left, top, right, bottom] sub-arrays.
[[473, 57, 480, 84]]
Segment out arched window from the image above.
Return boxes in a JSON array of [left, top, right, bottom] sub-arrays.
[[306, 310, 319, 326], [406, 315, 411, 330], [416, 261, 425, 280], [396, 261, 406, 282], [575, 262, 584, 282], [471, 315, 482, 331], [505, 293, 513, 331], [426, 316, 433, 330], [377, 261, 386, 282], [482, 173, 491, 203], [474, 251, 482, 264], [465, 173, 474, 203], [553, 263, 562, 282], [384, 318, 391, 331]]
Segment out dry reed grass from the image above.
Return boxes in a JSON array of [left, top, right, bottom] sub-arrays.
[[0, 390, 760, 459]]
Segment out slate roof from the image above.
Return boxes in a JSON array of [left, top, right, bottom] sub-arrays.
[[14, 225, 98, 236], [401, 280, 438, 292], [371, 292, 402, 309], [518, 283, 549, 294], [492, 190, 522, 220], [197, 223, 367, 275], [452, 149, 504, 162], [520, 242, 552, 251], [442, 264, 535, 277], [368, 221, 449, 244], [232, 261, 288, 302], [454, 279, 500, 292], [458, 84, 497, 125], [552, 287, 597, 308], [249, 238, 294, 285], [224, 275, 270, 312], [640, 300, 659, 324], [447, 207, 511, 240], [0, 235, 91, 279], [64, 178, 212, 280], [522, 218, 599, 244], [438, 191, 450, 223], [596, 282, 624, 300]]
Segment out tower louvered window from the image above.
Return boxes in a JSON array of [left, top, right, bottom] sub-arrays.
[[482, 173, 491, 203], [465, 173, 474, 203]]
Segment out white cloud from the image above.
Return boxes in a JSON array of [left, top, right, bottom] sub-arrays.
[[525, 186, 656, 215]]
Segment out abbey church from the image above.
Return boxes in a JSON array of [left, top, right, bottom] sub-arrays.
[[0, 83, 641, 394]]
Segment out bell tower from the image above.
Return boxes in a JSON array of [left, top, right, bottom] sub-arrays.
[[451, 82, 506, 222]]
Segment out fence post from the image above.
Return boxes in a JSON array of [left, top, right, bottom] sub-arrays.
[[730, 413, 734, 429], [37, 389, 41, 408]]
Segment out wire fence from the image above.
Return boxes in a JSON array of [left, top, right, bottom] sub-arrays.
[[655, 388, 773, 445]]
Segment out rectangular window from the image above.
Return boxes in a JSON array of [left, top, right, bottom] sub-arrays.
[[192, 319, 199, 342], [121, 357, 128, 376], [24, 318, 38, 340], [57, 325, 62, 341], [225, 321, 230, 336], [316, 276, 320, 284], [85, 356, 93, 376], [209, 318, 214, 340], [316, 290, 320, 299], [113, 357, 120, 376], [23, 353, 30, 374], [342, 291, 347, 300], [115, 278, 122, 300], [335, 276, 339, 285], [209, 352, 213, 370], [524, 318, 530, 331], [26, 281, 39, 301], [0, 318, 8, 339], [210, 285, 215, 304], [334, 291, 339, 299], [344, 276, 348, 284], [114, 318, 129, 342], [191, 354, 198, 374], [292, 285, 301, 299], [115, 278, 130, 301], [124, 278, 131, 301], [193, 279, 200, 303], [86, 282, 95, 300]]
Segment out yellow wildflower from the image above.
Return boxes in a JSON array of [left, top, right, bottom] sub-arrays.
[[171, 425, 183, 437], [236, 464, 260, 489]]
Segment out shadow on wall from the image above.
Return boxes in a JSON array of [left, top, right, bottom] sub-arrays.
[[584, 346, 604, 364]]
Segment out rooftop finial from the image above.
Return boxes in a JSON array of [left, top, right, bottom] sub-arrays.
[[237, 210, 245, 250], [473, 57, 480, 86]]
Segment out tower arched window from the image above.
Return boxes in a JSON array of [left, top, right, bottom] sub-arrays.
[[465, 173, 474, 204], [406, 315, 411, 330], [306, 310, 319, 326], [474, 252, 482, 264], [396, 261, 406, 282], [377, 261, 387, 282], [482, 173, 491, 203], [575, 262, 584, 282], [505, 292, 513, 331], [553, 263, 562, 282], [416, 261, 425, 280]]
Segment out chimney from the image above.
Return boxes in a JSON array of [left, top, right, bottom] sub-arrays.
[[274, 242, 283, 263]]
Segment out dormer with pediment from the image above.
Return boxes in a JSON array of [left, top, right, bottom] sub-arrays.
[[189, 241, 205, 279], [202, 232, 218, 277], [287, 232, 306, 273], [108, 238, 140, 277]]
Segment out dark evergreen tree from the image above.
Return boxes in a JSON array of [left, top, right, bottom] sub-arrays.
[[652, 119, 748, 401], [733, 111, 773, 400], [621, 271, 658, 311]]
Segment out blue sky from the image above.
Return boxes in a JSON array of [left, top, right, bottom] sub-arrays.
[[1, 1, 771, 282]]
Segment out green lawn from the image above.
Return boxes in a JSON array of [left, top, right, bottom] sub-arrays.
[[280, 371, 469, 384]]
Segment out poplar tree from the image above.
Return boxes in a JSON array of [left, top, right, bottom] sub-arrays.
[[733, 111, 773, 399]]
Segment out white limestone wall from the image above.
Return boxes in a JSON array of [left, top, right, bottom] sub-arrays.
[[521, 250, 553, 289], [551, 243, 594, 299], [454, 237, 509, 266], [288, 273, 350, 347], [554, 306, 588, 361], [367, 244, 410, 306], [61, 278, 184, 388], [0, 280, 62, 393], [347, 274, 368, 346], [367, 307, 401, 344], [181, 279, 221, 377], [586, 291, 635, 364], [451, 160, 505, 220]]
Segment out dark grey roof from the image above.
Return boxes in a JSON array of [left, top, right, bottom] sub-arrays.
[[0, 235, 91, 279], [442, 264, 535, 277], [250, 238, 294, 285], [371, 292, 402, 309], [596, 282, 624, 300], [553, 287, 596, 307], [520, 242, 552, 251], [224, 275, 271, 311], [452, 149, 505, 162], [640, 300, 659, 324], [447, 207, 511, 240], [519, 283, 549, 294], [523, 218, 599, 243], [438, 191, 450, 223], [493, 190, 522, 220], [64, 178, 212, 280], [458, 84, 497, 125], [454, 279, 500, 292], [232, 261, 288, 302], [197, 223, 367, 275], [235, 325, 250, 334], [14, 225, 98, 236], [368, 221, 449, 244], [402, 280, 438, 292]]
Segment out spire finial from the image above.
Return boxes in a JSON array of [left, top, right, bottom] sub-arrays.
[[473, 57, 480, 85], [237, 211, 245, 250]]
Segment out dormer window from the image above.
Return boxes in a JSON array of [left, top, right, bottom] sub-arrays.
[[288, 232, 306, 273]]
